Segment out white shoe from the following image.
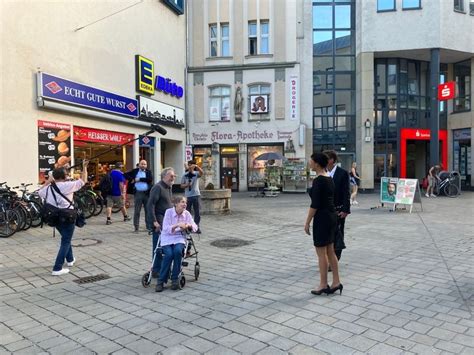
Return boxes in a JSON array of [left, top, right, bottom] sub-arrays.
[[353, 201, 359, 205], [67, 258, 76, 267], [430, 194, 436, 198], [52, 268, 70, 276], [425, 193, 430, 198]]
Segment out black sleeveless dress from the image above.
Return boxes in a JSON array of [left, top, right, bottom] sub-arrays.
[[310, 175, 337, 247]]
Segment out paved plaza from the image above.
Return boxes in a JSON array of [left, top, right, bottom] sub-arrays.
[[1, 192, 473, 354]]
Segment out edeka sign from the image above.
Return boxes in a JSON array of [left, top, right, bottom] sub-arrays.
[[134, 54, 183, 98], [135, 55, 154, 95], [39, 73, 138, 118]]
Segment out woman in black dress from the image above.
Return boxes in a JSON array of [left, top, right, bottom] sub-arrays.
[[304, 153, 343, 295]]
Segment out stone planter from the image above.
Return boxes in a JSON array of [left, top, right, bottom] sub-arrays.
[[201, 189, 231, 215]]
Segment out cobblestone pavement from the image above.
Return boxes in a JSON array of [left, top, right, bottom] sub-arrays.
[[1, 192, 473, 354]]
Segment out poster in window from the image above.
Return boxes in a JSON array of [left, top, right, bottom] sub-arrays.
[[209, 104, 220, 121], [37, 120, 72, 183], [250, 94, 268, 114]]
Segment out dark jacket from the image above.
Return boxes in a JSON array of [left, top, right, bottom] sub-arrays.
[[333, 166, 351, 214], [124, 168, 153, 194], [146, 181, 173, 225]]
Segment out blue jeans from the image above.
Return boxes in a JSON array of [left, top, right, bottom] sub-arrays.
[[152, 231, 163, 274], [158, 243, 184, 283], [186, 195, 201, 226], [53, 222, 75, 271]]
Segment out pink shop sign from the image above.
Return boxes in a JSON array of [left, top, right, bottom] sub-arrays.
[[191, 130, 293, 144]]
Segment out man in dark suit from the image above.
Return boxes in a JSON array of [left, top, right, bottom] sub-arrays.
[[324, 150, 351, 260], [124, 160, 153, 233]]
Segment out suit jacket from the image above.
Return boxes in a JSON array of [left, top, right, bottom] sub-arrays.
[[124, 168, 153, 194], [332, 166, 351, 214]]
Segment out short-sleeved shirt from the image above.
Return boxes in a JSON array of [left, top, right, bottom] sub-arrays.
[[181, 171, 200, 197], [110, 170, 125, 197], [38, 180, 85, 209]]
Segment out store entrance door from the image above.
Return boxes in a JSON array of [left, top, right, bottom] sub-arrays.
[[221, 154, 239, 191], [338, 153, 355, 172], [374, 154, 386, 181]]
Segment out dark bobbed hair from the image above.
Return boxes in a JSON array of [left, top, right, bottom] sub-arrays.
[[311, 152, 329, 169], [323, 150, 338, 162], [52, 168, 66, 180]]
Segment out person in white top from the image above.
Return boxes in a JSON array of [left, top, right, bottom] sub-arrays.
[[38, 160, 88, 276]]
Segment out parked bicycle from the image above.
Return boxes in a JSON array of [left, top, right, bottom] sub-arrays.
[[432, 171, 461, 198]]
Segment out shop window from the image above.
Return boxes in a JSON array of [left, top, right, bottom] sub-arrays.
[[402, 0, 421, 9], [377, 0, 395, 11], [470, 0, 474, 15], [209, 24, 217, 57], [248, 145, 284, 190], [209, 86, 231, 121], [454, 0, 465, 12], [221, 24, 229, 56], [454, 60, 471, 112], [248, 22, 257, 55]]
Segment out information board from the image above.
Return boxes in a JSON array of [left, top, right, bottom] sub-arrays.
[[380, 177, 422, 213]]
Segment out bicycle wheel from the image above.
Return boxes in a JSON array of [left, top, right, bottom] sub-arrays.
[[431, 183, 440, 197], [13, 204, 28, 231], [27, 201, 43, 228], [0, 209, 20, 237], [92, 193, 104, 216], [444, 183, 459, 198]]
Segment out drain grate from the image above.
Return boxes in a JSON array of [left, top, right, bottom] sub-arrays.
[[72, 238, 102, 248], [73, 274, 110, 284], [210, 238, 253, 248]]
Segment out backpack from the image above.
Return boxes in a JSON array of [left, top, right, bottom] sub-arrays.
[[98, 173, 113, 195]]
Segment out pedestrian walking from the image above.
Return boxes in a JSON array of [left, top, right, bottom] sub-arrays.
[[304, 153, 342, 296], [146, 167, 176, 288], [350, 162, 361, 205], [180, 160, 203, 233], [125, 160, 153, 233], [106, 162, 131, 225], [38, 160, 89, 276], [323, 150, 351, 261]]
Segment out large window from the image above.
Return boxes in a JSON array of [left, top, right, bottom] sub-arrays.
[[249, 22, 257, 55], [248, 20, 270, 55], [377, 0, 395, 11], [313, 0, 355, 153], [454, 0, 465, 12], [454, 60, 471, 112], [209, 86, 230, 122], [209, 23, 230, 57], [402, 0, 421, 9]]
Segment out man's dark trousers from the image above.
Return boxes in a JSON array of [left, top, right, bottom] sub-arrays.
[[186, 195, 201, 226], [133, 191, 149, 230]]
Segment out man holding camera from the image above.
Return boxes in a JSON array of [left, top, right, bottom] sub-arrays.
[[180, 160, 203, 234]]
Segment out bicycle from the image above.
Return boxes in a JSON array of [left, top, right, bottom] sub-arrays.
[[432, 171, 461, 198]]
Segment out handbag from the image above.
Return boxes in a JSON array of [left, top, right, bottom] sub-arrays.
[[41, 184, 76, 227], [48, 183, 86, 228]]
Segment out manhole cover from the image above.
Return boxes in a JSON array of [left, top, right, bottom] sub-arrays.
[[71, 238, 102, 247], [210, 238, 253, 248], [73, 274, 110, 284]]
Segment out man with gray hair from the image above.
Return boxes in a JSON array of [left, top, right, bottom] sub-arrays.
[[146, 167, 176, 287]]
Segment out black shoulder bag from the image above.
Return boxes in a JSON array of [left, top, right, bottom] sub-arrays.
[[49, 183, 86, 228]]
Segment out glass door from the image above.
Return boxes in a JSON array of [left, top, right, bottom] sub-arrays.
[[374, 154, 386, 181], [220, 154, 239, 191]]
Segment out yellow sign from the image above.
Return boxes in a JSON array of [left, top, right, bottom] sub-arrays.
[[135, 55, 154, 95]]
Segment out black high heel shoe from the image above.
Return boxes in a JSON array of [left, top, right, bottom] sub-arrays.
[[327, 284, 343, 295], [311, 285, 330, 295]]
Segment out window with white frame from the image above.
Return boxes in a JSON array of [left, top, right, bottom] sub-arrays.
[[248, 84, 271, 115], [209, 86, 231, 121], [209, 24, 218, 57], [248, 22, 257, 55], [221, 24, 229, 56], [454, 0, 465, 12], [260, 21, 269, 54]]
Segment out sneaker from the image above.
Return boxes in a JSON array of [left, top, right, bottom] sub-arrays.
[[353, 201, 359, 205], [52, 268, 70, 276], [425, 193, 430, 198], [106, 219, 112, 225], [196, 228, 202, 234], [66, 258, 76, 267], [171, 282, 180, 291], [134, 226, 139, 233], [124, 216, 131, 222], [430, 194, 437, 198], [155, 283, 164, 292]]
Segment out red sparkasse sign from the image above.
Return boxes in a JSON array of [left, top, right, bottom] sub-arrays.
[[437, 81, 455, 101]]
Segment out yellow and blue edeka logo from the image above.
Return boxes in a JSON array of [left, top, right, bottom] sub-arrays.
[[135, 55, 155, 95]]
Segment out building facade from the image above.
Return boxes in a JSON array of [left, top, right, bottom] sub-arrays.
[[0, 0, 187, 186], [186, 0, 313, 192], [313, 0, 473, 189]]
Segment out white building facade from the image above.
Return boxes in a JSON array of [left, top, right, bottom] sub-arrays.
[[0, 0, 187, 186]]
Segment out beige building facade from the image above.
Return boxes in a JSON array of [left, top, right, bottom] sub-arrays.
[[0, 0, 187, 187], [186, 0, 313, 192]]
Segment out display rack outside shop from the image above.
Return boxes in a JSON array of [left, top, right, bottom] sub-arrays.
[[282, 158, 307, 192]]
